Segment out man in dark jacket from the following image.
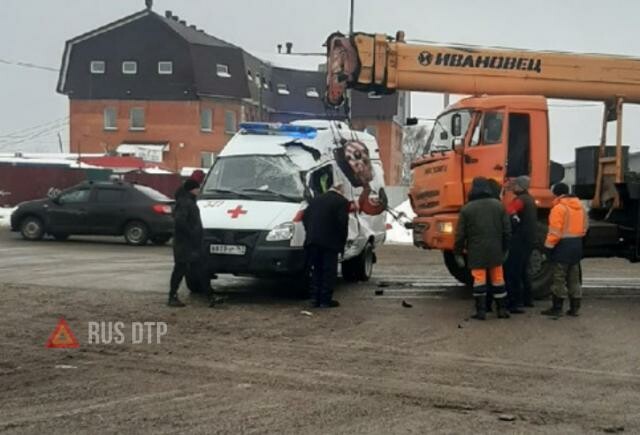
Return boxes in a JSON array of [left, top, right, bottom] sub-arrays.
[[505, 176, 538, 313], [454, 177, 512, 320], [303, 183, 350, 308], [168, 179, 204, 307], [172, 170, 219, 303]]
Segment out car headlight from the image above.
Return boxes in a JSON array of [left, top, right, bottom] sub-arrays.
[[266, 222, 295, 242], [437, 221, 454, 234]]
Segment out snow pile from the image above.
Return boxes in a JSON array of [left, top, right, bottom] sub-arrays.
[[0, 207, 16, 228], [143, 166, 173, 174], [385, 200, 416, 245]]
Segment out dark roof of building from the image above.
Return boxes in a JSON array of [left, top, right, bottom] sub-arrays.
[[157, 13, 236, 48], [57, 7, 400, 120]]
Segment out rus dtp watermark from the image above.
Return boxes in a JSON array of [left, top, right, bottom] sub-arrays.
[[88, 321, 168, 345], [46, 318, 168, 348]]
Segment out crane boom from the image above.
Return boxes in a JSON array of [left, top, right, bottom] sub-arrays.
[[326, 32, 640, 106]]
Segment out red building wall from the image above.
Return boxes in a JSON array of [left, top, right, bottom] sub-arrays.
[[69, 99, 243, 171]]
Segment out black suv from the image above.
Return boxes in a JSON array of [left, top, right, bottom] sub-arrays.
[[10, 181, 174, 245]]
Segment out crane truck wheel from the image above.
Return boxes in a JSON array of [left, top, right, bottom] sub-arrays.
[[527, 222, 554, 299], [443, 251, 473, 287]]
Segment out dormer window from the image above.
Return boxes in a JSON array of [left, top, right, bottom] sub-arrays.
[[216, 64, 230, 77], [277, 84, 290, 95], [90, 61, 105, 74], [254, 74, 261, 87], [306, 87, 319, 98], [122, 61, 137, 75], [158, 61, 173, 75], [247, 70, 252, 81]]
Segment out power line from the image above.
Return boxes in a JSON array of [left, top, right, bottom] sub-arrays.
[[0, 123, 68, 151], [0, 58, 59, 73], [0, 117, 69, 140]]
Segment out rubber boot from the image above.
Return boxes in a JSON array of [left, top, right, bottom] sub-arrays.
[[485, 292, 494, 313], [496, 298, 511, 319], [541, 296, 563, 317], [168, 295, 186, 307], [471, 295, 487, 320], [566, 298, 581, 316]]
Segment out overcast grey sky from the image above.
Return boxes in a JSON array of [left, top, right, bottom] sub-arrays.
[[1, 0, 639, 162]]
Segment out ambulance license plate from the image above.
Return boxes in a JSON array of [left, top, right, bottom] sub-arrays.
[[210, 244, 246, 256]]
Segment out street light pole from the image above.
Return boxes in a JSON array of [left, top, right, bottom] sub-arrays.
[[346, 0, 354, 125]]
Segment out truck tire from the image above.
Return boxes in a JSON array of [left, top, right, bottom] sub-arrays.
[[342, 242, 375, 282], [527, 222, 554, 299], [443, 251, 473, 287]]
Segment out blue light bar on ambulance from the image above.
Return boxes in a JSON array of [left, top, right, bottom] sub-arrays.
[[239, 122, 317, 139]]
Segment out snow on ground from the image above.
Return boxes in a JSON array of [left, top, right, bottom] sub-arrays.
[[0, 207, 16, 228], [385, 200, 416, 245]]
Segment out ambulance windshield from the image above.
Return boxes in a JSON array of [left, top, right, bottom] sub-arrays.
[[203, 155, 304, 202]]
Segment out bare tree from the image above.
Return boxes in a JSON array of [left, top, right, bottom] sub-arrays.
[[401, 124, 430, 185]]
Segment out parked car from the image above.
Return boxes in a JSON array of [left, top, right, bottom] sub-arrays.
[[10, 181, 174, 245]]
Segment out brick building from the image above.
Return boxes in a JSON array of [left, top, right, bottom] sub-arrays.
[[56, 5, 408, 184]]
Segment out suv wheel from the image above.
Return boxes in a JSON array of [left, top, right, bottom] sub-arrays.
[[20, 216, 44, 241], [124, 221, 149, 246]]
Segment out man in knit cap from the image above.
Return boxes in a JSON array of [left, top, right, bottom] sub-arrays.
[[505, 175, 538, 313]]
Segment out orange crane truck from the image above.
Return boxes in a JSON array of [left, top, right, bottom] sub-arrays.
[[325, 32, 640, 297]]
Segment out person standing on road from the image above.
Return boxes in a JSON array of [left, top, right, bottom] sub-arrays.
[[302, 183, 350, 308], [504, 176, 538, 313], [454, 177, 512, 320], [173, 170, 220, 305], [168, 179, 204, 307], [541, 183, 588, 317]]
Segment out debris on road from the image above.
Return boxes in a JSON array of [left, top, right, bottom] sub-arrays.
[[375, 289, 384, 296], [300, 310, 313, 317], [498, 414, 517, 422], [54, 365, 78, 370], [401, 300, 413, 308]]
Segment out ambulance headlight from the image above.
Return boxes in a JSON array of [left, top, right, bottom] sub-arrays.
[[266, 222, 295, 241], [437, 221, 454, 234]]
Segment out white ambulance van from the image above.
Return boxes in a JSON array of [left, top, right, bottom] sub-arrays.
[[198, 120, 387, 287]]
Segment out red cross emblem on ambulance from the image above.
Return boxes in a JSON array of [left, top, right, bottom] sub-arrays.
[[227, 205, 247, 219]]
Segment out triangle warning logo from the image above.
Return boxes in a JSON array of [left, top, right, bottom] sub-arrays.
[[46, 318, 80, 349]]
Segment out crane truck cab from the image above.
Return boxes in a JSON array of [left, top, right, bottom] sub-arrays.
[[198, 121, 387, 289], [408, 95, 560, 291]]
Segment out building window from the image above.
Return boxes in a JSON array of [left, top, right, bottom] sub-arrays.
[[216, 64, 230, 77], [122, 61, 137, 74], [365, 126, 378, 138], [224, 110, 236, 134], [158, 61, 173, 75], [129, 107, 145, 130], [103, 107, 117, 130], [200, 108, 213, 132], [306, 87, 319, 98], [263, 81, 269, 90], [90, 60, 105, 74], [200, 152, 216, 168], [277, 84, 290, 95]]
